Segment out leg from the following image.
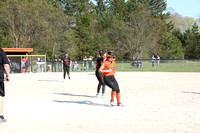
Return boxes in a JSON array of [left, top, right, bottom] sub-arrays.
[[99, 74, 106, 94], [95, 71, 102, 94], [0, 82, 6, 122], [104, 76, 121, 104], [63, 66, 67, 79], [0, 97, 3, 115], [66, 66, 70, 79]]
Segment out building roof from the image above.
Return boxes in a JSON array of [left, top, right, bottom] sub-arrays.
[[2, 48, 33, 52]]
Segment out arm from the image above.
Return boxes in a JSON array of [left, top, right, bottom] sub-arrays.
[[98, 63, 105, 73], [99, 63, 111, 73], [70, 60, 72, 66], [4, 64, 10, 82]]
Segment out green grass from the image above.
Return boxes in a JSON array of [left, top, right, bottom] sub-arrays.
[[115, 61, 200, 72], [117, 67, 200, 72], [31, 60, 200, 73]]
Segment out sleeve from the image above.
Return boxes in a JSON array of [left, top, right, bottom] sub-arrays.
[[0, 48, 9, 64]]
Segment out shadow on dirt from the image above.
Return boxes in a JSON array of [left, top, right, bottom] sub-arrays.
[[53, 100, 111, 107], [54, 93, 96, 98], [182, 91, 200, 95]]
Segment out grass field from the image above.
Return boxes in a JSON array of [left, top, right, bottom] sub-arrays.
[[115, 60, 200, 72]]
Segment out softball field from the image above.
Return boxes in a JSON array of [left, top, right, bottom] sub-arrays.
[[0, 72, 200, 133]]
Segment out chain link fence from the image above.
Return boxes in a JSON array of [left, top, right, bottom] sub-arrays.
[[47, 59, 200, 72], [7, 55, 46, 73]]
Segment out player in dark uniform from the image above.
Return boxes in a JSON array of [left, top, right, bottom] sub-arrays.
[[95, 50, 106, 98], [0, 48, 10, 123], [61, 52, 72, 80]]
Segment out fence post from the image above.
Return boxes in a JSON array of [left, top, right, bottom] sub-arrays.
[[122, 60, 123, 69], [45, 54, 47, 72], [21, 56, 22, 73]]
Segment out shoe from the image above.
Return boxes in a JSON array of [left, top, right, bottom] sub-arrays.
[[117, 102, 122, 106], [96, 93, 100, 98], [101, 94, 106, 99], [110, 100, 114, 106], [68, 75, 71, 79], [0, 116, 7, 123]]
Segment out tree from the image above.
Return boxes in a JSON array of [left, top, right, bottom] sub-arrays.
[[109, 9, 164, 59], [108, 0, 127, 21], [0, 30, 11, 48], [160, 32, 184, 59], [184, 23, 200, 59], [167, 10, 195, 32], [61, 0, 98, 59], [0, 0, 73, 60]]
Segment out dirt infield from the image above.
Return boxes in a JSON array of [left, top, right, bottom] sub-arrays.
[[0, 72, 200, 133]]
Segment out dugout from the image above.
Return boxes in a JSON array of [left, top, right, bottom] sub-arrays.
[[2, 48, 33, 55], [2, 48, 34, 73]]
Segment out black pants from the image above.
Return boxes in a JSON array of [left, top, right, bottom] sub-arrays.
[[0, 82, 5, 97], [95, 70, 106, 94], [104, 75, 120, 93], [52, 63, 57, 72], [63, 66, 70, 79]]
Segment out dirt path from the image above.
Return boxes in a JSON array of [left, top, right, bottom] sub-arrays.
[[0, 72, 200, 133]]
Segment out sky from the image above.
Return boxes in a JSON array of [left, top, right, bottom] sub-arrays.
[[166, 0, 200, 19], [90, 0, 200, 19]]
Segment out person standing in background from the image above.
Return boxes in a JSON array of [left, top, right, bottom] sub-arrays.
[[157, 55, 160, 68], [52, 55, 57, 72], [152, 55, 155, 68], [58, 58, 63, 72], [0, 48, 10, 123]]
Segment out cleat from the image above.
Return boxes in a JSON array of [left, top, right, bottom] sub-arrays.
[[110, 100, 114, 106], [101, 94, 106, 99], [96, 93, 100, 98], [0, 116, 7, 123], [117, 102, 123, 107]]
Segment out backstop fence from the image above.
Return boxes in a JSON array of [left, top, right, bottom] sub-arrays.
[[6, 55, 200, 73]]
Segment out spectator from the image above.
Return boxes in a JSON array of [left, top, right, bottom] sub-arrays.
[[88, 56, 93, 70], [152, 55, 155, 68], [52, 55, 57, 72], [73, 61, 78, 71], [58, 58, 62, 72], [157, 55, 160, 68], [83, 56, 87, 68]]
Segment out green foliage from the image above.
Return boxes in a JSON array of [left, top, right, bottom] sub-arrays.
[[0, 30, 11, 48], [184, 23, 200, 59], [161, 32, 184, 59], [0, 0, 199, 60]]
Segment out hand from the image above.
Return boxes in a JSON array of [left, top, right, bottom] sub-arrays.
[[105, 68, 112, 73], [5, 77, 9, 82], [105, 70, 110, 72]]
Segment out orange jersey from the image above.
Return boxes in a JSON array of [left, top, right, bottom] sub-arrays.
[[102, 60, 116, 76]]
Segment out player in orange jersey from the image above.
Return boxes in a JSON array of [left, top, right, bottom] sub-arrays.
[[99, 51, 122, 106]]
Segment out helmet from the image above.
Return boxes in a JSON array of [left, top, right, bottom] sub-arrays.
[[106, 51, 115, 58], [99, 50, 105, 55]]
